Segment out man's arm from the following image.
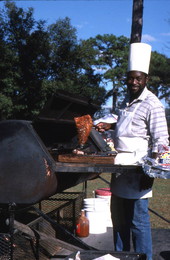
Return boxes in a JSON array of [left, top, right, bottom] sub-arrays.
[[149, 105, 169, 156], [140, 105, 169, 191]]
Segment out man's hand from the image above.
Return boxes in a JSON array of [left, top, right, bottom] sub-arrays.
[[139, 152, 158, 191], [152, 152, 158, 159], [139, 174, 154, 191], [95, 122, 112, 132]]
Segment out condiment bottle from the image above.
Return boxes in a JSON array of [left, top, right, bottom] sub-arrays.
[[75, 210, 89, 237]]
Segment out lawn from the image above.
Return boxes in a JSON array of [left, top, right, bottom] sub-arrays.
[[66, 173, 170, 229]]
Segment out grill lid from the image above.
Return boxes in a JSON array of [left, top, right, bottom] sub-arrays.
[[0, 120, 58, 205], [33, 90, 101, 149]]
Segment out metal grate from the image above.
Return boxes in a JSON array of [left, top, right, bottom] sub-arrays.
[[13, 232, 39, 260], [34, 192, 85, 233], [12, 228, 60, 260], [0, 234, 11, 260], [0, 192, 85, 259]]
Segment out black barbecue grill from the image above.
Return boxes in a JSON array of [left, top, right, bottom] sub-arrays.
[[0, 90, 111, 206], [0, 90, 147, 260], [0, 91, 107, 259]]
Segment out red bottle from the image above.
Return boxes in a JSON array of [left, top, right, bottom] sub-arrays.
[[76, 210, 89, 237]]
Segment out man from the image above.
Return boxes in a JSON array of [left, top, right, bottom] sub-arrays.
[[110, 43, 169, 260]]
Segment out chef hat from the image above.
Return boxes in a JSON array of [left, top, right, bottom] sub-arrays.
[[128, 43, 152, 74], [93, 113, 118, 125]]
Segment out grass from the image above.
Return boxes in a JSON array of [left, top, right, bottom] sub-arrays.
[[66, 173, 170, 229], [149, 178, 170, 229]]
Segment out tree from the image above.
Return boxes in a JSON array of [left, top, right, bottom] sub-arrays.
[[0, 1, 51, 119], [47, 17, 78, 82], [130, 0, 144, 43], [45, 17, 107, 104], [149, 51, 170, 105], [0, 2, 107, 119], [0, 1, 169, 120], [81, 35, 129, 109], [78, 34, 170, 111]]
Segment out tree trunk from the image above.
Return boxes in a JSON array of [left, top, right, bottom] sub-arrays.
[[130, 0, 144, 43], [112, 88, 117, 111]]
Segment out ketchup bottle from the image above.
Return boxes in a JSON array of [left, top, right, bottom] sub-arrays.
[[76, 210, 89, 237]]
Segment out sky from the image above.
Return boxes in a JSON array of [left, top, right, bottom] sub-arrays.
[[0, 0, 170, 106]]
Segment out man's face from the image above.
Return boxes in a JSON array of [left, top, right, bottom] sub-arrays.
[[126, 71, 148, 98]]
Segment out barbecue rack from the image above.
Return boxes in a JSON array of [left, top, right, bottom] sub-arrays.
[[0, 191, 95, 260]]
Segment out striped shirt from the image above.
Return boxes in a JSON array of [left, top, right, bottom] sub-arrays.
[[119, 87, 169, 153]]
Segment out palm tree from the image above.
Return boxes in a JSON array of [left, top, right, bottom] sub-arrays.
[[130, 0, 144, 43]]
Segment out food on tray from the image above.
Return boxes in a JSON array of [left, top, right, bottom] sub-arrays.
[[159, 151, 170, 165], [72, 149, 85, 155]]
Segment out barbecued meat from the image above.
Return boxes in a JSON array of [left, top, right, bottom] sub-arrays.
[[74, 114, 93, 147]]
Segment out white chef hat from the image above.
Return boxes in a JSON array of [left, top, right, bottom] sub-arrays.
[[93, 113, 118, 125], [128, 42, 152, 74]]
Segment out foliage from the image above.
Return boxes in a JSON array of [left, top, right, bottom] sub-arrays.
[[0, 1, 51, 119], [46, 17, 107, 104], [80, 35, 130, 109], [149, 51, 170, 105], [0, 93, 13, 119], [0, 1, 170, 120], [47, 17, 79, 82], [0, 2, 107, 119]]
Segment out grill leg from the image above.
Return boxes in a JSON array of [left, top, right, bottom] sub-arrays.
[[29, 233, 40, 260], [8, 203, 16, 260]]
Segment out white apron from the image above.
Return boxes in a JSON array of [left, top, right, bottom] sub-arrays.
[[114, 102, 149, 154], [111, 102, 152, 199]]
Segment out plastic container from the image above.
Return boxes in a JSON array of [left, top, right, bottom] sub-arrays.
[[95, 188, 112, 227], [76, 209, 89, 237], [83, 198, 107, 234]]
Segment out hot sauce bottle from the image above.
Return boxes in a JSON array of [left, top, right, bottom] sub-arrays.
[[76, 209, 89, 237]]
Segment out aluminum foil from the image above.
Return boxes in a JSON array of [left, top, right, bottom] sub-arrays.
[[141, 156, 170, 179]]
